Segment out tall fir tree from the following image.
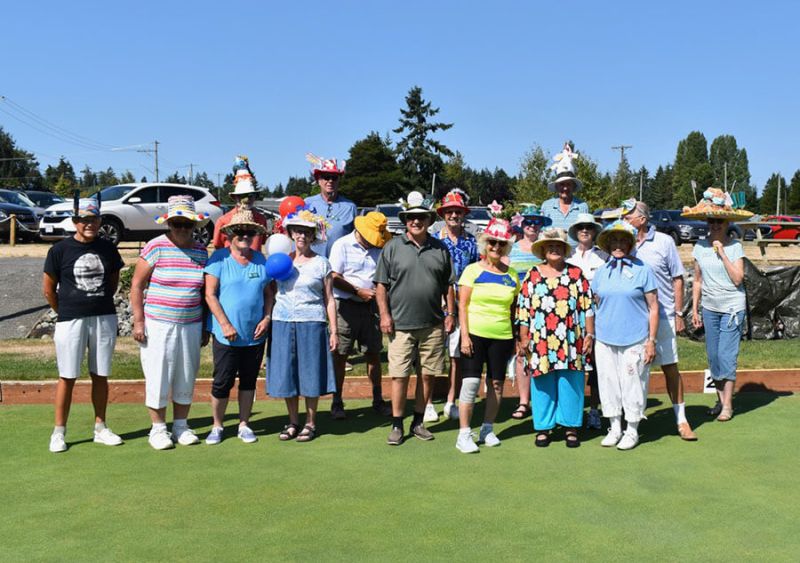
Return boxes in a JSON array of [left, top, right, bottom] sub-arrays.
[[759, 173, 786, 215], [514, 144, 552, 205], [787, 170, 800, 215], [44, 157, 77, 191], [612, 153, 635, 201], [339, 132, 406, 206], [647, 165, 674, 210], [671, 131, 713, 207], [709, 134, 757, 209]]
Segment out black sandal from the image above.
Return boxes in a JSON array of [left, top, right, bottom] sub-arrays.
[[565, 431, 581, 448], [296, 424, 317, 443], [535, 431, 551, 447], [511, 404, 530, 420], [279, 423, 299, 441]]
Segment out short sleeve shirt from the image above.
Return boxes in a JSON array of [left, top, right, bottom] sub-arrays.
[[566, 246, 609, 282], [272, 255, 331, 323], [540, 197, 590, 244], [633, 226, 685, 318], [432, 227, 478, 285], [328, 232, 381, 301], [43, 237, 124, 322], [591, 258, 657, 346], [508, 241, 543, 282], [692, 240, 746, 314], [204, 249, 271, 346], [305, 194, 357, 257], [458, 263, 519, 340], [141, 235, 208, 324], [374, 234, 455, 331]]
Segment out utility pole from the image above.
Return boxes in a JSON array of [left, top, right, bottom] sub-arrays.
[[611, 144, 633, 164], [776, 175, 781, 215], [724, 162, 728, 190], [639, 172, 644, 201], [216, 173, 223, 201], [136, 140, 159, 181], [186, 163, 199, 185]]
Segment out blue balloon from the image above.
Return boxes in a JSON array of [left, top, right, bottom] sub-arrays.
[[265, 252, 294, 281]]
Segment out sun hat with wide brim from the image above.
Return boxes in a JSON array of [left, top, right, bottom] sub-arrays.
[[681, 188, 754, 221], [568, 212, 603, 240], [596, 220, 638, 254], [155, 195, 210, 225], [398, 191, 437, 222], [283, 208, 329, 242], [221, 208, 267, 236], [436, 191, 470, 217], [531, 228, 573, 260], [547, 171, 583, 193], [354, 211, 392, 248]]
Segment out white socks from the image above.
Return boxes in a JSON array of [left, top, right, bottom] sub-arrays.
[[151, 422, 167, 433], [53, 425, 66, 436], [627, 420, 640, 436], [94, 422, 107, 432], [609, 416, 622, 434], [673, 403, 687, 424]]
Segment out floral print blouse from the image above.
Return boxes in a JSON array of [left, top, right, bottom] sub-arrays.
[[515, 265, 593, 377]]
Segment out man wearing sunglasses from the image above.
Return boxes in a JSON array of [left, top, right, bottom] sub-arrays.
[[304, 157, 357, 258]]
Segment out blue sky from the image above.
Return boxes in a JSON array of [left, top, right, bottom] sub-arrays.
[[2, 1, 798, 193]]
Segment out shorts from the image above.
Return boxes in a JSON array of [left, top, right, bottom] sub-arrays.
[[446, 321, 461, 358], [388, 325, 446, 378], [654, 316, 679, 366], [140, 318, 202, 409], [54, 314, 117, 378], [460, 333, 514, 381], [336, 299, 383, 356], [211, 337, 265, 399]]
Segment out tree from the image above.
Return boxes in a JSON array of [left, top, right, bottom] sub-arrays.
[[440, 152, 473, 200], [80, 165, 97, 189], [514, 144, 552, 205], [272, 183, 285, 197], [285, 176, 315, 197], [97, 167, 119, 187], [787, 170, 800, 215], [709, 134, 757, 209], [339, 132, 406, 206], [44, 157, 77, 191], [53, 174, 77, 198], [393, 86, 453, 194], [163, 172, 187, 184], [759, 173, 786, 215], [612, 153, 636, 202], [646, 165, 674, 210], [191, 171, 215, 189], [119, 170, 136, 184], [0, 126, 43, 188], [671, 131, 713, 207]]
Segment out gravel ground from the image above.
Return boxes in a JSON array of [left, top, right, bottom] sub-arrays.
[[0, 257, 49, 339]]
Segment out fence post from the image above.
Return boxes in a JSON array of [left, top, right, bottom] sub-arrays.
[[9, 214, 16, 247]]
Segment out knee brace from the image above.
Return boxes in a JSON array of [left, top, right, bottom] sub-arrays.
[[459, 377, 481, 404]]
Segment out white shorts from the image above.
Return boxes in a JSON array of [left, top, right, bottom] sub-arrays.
[[54, 314, 118, 379], [446, 322, 461, 358], [140, 318, 202, 409], [654, 317, 679, 366]]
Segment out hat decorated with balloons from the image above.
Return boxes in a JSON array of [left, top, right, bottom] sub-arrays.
[[155, 195, 210, 225]]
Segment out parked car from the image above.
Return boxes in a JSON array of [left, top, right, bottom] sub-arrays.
[[18, 190, 65, 210], [762, 215, 800, 242], [0, 194, 39, 242], [467, 207, 491, 233], [39, 183, 224, 245], [375, 203, 405, 234], [650, 210, 708, 245]]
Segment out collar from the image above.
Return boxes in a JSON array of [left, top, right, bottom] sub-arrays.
[[636, 225, 656, 247], [403, 232, 430, 248]]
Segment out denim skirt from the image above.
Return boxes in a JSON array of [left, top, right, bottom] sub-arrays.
[[266, 320, 336, 398]]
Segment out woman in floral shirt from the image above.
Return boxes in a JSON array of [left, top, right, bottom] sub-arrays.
[[516, 228, 594, 448]]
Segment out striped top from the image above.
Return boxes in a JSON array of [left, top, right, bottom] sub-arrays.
[[142, 235, 208, 324]]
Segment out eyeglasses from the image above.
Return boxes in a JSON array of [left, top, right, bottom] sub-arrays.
[[232, 229, 257, 238], [406, 216, 427, 224], [74, 217, 100, 224], [319, 174, 338, 182], [522, 219, 543, 227], [486, 240, 508, 248], [577, 225, 595, 232], [170, 221, 195, 230], [290, 228, 315, 237]]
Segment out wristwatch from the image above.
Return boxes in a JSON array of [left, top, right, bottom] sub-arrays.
[[675, 311, 685, 318]]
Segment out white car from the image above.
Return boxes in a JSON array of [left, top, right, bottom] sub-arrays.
[[39, 183, 224, 245]]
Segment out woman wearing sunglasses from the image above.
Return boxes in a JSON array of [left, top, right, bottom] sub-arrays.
[[454, 218, 519, 453], [203, 209, 274, 445]]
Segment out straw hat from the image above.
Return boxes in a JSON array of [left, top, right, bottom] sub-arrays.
[[568, 212, 602, 240], [155, 195, 210, 224], [531, 228, 573, 260], [681, 188, 754, 221], [354, 211, 392, 248], [596, 220, 638, 253], [222, 208, 267, 235]]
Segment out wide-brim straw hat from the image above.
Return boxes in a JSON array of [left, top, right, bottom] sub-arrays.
[[354, 211, 392, 248], [531, 228, 573, 260], [568, 212, 602, 240], [681, 188, 754, 221], [596, 220, 638, 254], [222, 208, 267, 235], [155, 195, 210, 225]]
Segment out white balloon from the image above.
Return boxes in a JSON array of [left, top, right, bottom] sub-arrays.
[[265, 233, 292, 256]]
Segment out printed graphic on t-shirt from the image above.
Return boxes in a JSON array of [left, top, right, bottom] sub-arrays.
[[73, 253, 106, 296]]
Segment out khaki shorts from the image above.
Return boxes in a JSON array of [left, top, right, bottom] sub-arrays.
[[336, 299, 383, 356], [388, 325, 446, 378]]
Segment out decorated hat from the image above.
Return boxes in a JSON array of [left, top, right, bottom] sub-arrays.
[[596, 219, 638, 253], [436, 190, 470, 217], [155, 195, 210, 225], [230, 155, 259, 196], [531, 227, 573, 260], [73, 199, 100, 218], [568, 212, 603, 240], [520, 203, 553, 227], [681, 188, 754, 221], [398, 191, 437, 222], [547, 142, 583, 192], [284, 207, 329, 242], [306, 153, 345, 178], [481, 218, 513, 242], [354, 211, 392, 248], [222, 208, 267, 236]]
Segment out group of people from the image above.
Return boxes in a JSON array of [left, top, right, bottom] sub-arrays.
[[44, 146, 750, 453]]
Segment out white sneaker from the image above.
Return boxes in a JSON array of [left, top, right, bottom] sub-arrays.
[[148, 427, 175, 450], [423, 404, 439, 423], [93, 427, 123, 446], [205, 427, 224, 445], [173, 427, 200, 446], [601, 429, 623, 447], [456, 431, 479, 454], [617, 431, 639, 451], [443, 402, 459, 420], [49, 433, 67, 453], [237, 425, 258, 444], [479, 425, 501, 447]]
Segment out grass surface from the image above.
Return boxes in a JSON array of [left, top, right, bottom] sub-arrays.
[[1, 393, 798, 562], [2, 337, 799, 381]]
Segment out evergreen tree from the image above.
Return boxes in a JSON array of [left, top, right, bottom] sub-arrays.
[[787, 170, 800, 215], [119, 170, 136, 184], [759, 173, 786, 215], [647, 165, 674, 209], [0, 126, 43, 188], [285, 176, 315, 197], [671, 131, 713, 207], [163, 172, 187, 184], [393, 86, 453, 194], [612, 153, 635, 201], [272, 183, 285, 197], [80, 165, 97, 189], [440, 152, 473, 201], [574, 153, 614, 210], [339, 132, 406, 206], [97, 167, 119, 187], [709, 134, 757, 208], [44, 157, 77, 191], [53, 174, 77, 197], [191, 171, 215, 189], [514, 144, 552, 205]]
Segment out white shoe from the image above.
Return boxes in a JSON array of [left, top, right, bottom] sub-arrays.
[[49, 433, 67, 453], [617, 431, 639, 451], [443, 402, 459, 420], [479, 425, 501, 447], [423, 404, 439, 423], [173, 427, 200, 446], [93, 427, 123, 446], [601, 429, 623, 447], [205, 427, 224, 445], [237, 425, 258, 444], [148, 427, 175, 450], [456, 431, 479, 454]]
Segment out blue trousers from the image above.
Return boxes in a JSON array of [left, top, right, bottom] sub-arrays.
[[530, 369, 585, 430], [702, 309, 745, 381]]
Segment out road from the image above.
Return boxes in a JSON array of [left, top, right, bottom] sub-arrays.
[[0, 257, 48, 339]]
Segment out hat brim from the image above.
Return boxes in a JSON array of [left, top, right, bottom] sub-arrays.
[[222, 220, 267, 235], [530, 238, 572, 260], [354, 216, 392, 248], [568, 221, 601, 240], [398, 209, 437, 222], [681, 210, 753, 221], [156, 212, 209, 225], [231, 188, 259, 196], [521, 214, 553, 227], [313, 170, 345, 178], [547, 177, 583, 192], [437, 203, 470, 217]]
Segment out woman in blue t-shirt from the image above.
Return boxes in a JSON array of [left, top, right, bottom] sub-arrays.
[[204, 209, 273, 445], [591, 221, 659, 451]]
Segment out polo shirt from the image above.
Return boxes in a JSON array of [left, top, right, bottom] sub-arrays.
[[540, 196, 589, 244], [633, 225, 685, 319], [329, 232, 381, 301], [305, 193, 357, 257], [374, 234, 455, 330]]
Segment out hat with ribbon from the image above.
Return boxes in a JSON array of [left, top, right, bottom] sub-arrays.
[[596, 219, 638, 254], [306, 153, 346, 179], [547, 141, 583, 192], [681, 188, 754, 221], [354, 211, 393, 248], [155, 195, 210, 225], [531, 227, 573, 260], [520, 203, 553, 227]]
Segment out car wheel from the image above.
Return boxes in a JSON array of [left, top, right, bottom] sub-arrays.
[[99, 217, 123, 245], [670, 230, 681, 245], [193, 224, 213, 247]]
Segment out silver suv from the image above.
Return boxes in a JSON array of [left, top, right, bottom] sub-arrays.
[[39, 183, 224, 245]]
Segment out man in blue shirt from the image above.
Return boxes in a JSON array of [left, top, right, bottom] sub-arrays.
[[541, 145, 589, 244], [304, 156, 357, 257]]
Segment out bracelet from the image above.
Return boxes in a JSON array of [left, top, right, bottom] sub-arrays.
[[443, 311, 453, 317], [647, 337, 657, 344], [584, 333, 595, 339]]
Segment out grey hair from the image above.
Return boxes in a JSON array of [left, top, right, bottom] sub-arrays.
[[632, 201, 650, 220], [477, 234, 513, 257]]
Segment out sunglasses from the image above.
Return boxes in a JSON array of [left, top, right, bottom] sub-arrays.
[[74, 216, 100, 224], [170, 221, 195, 230], [577, 225, 596, 232], [232, 229, 257, 238], [291, 228, 315, 237], [486, 240, 508, 248], [319, 174, 338, 182], [522, 219, 544, 227], [707, 218, 726, 225]]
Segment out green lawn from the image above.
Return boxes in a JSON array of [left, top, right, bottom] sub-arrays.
[[1, 394, 798, 561], [2, 337, 799, 381]]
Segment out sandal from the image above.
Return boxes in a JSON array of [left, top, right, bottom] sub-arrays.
[[511, 404, 530, 420], [565, 431, 581, 448], [534, 431, 551, 448], [716, 407, 734, 422], [279, 423, 299, 441], [707, 401, 722, 417], [296, 424, 317, 443]]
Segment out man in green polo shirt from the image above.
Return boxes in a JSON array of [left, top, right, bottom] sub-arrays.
[[375, 192, 456, 446]]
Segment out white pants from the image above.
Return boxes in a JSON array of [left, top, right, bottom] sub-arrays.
[[54, 314, 117, 378], [140, 318, 202, 409], [594, 339, 651, 423]]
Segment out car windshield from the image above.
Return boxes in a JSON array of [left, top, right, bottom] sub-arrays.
[[27, 192, 64, 207], [468, 208, 491, 220], [89, 184, 137, 201], [0, 190, 36, 207], [376, 205, 402, 218]]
